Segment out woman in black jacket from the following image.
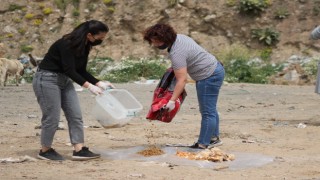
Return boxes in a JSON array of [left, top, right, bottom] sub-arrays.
[[33, 20, 114, 161]]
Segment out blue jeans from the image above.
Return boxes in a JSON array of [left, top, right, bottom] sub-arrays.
[[196, 62, 225, 145], [32, 69, 84, 147]]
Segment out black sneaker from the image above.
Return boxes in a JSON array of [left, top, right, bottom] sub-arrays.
[[189, 142, 207, 149], [72, 147, 100, 160], [37, 148, 65, 161], [208, 137, 223, 148]]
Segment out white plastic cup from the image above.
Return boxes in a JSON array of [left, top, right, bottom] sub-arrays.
[[311, 26, 320, 40]]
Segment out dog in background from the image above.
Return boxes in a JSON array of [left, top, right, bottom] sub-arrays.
[[0, 58, 24, 86]]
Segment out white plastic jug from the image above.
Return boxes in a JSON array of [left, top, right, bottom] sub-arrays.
[[92, 89, 143, 128]]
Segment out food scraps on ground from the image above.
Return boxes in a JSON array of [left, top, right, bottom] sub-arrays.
[[137, 145, 165, 157], [176, 147, 235, 162]]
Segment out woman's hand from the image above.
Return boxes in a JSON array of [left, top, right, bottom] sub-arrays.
[[165, 100, 176, 112], [88, 84, 103, 95], [96, 81, 115, 90]]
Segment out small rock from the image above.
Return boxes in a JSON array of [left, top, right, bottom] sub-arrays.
[[127, 174, 145, 178], [242, 140, 256, 143], [27, 115, 38, 118], [214, 165, 229, 171], [274, 156, 285, 162], [296, 123, 306, 128]]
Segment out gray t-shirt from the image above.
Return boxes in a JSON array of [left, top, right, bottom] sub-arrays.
[[168, 34, 218, 81]]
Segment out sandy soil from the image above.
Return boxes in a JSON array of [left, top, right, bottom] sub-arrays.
[[1, 82, 320, 180]]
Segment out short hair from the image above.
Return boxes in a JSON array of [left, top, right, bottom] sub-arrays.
[[143, 24, 177, 45]]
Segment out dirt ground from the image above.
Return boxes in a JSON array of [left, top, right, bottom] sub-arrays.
[[1, 82, 320, 180]]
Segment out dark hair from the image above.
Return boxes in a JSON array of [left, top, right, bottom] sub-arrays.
[[63, 20, 109, 56], [143, 24, 177, 46]]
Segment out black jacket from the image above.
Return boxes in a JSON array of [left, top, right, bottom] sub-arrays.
[[39, 38, 99, 86]]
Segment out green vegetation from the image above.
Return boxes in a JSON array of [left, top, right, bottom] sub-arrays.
[[167, 0, 178, 7], [38, 3, 45, 9], [20, 45, 33, 53], [251, 28, 280, 46], [103, 0, 113, 5], [72, 9, 80, 17], [88, 3, 97, 12], [23, 73, 34, 83], [33, 19, 43, 26], [87, 57, 114, 76], [73, 20, 81, 27], [13, 18, 22, 23], [274, 7, 290, 19], [107, 6, 115, 13], [21, 7, 27, 12], [43, 7, 53, 15], [226, 0, 237, 6], [259, 47, 273, 61], [102, 59, 167, 83], [216, 44, 283, 84], [6, 33, 14, 38], [239, 0, 272, 15], [54, 0, 67, 11], [8, 4, 24, 11], [103, 0, 115, 13], [87, 57, 168, 83], [24, 13, 34, 20], [54, 0, 74, 11], [303, 58, 320, 78], [72, 0, 80, 8], [313, 0, 320, 16]]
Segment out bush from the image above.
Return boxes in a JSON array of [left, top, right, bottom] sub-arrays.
[[87, 57, 114, 76], [259, 47, 273, 61], [251, 28, 280, 46], [228, 59, 283, 83], [72, 0, 80, 7], [23, 73, 34, 83], [38, 3, 45, 9], [88, 3, 97, 12], [6, 33, 14, 38], [103, 0, 113, 5], [43, 7, 53, 15], [13, 18, 22, 23], [33, 19, 43, 26], [226, 0, 237, 6], [72, 9, 80, 17], [303, 58, 320, 78], [20, 45, 33, 53], [24, 13, 34, 20], [55, 0, 66, 10], [215, 44, 252, 64], [101, 57, 168, 83], [215, 44, 282, 84], [8, 4, 24, 11], [167, 0, 178, 7], [107, 6, 115, 13], [239, 0, 272, 15], [274, 7, 290, 19]]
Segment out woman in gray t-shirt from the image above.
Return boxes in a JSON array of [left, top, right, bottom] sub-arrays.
[[143, 24, 225, 149]]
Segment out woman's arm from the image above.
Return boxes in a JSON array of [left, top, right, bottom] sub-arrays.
[[170, 67, 188, 101]]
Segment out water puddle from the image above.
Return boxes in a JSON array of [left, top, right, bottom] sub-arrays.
[[95, 146, 273, 170]]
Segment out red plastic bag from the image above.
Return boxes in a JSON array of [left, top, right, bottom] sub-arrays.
[[146, 68, 187, 123]]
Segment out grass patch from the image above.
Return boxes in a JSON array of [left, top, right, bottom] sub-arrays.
[[98, 57, 168, 83], [216, 44, 283, 84]]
